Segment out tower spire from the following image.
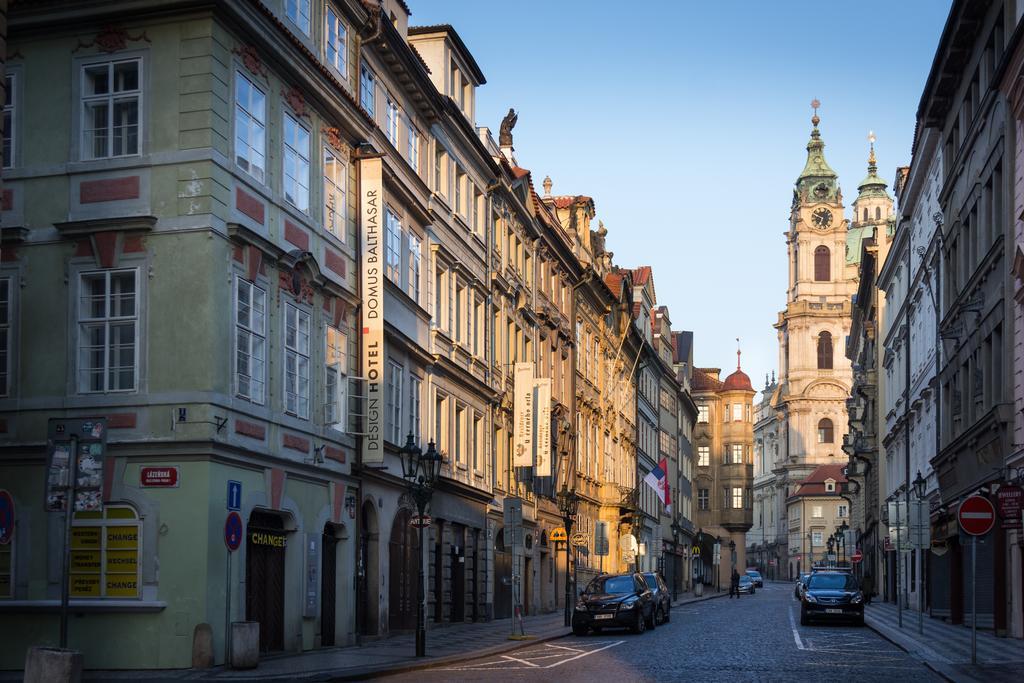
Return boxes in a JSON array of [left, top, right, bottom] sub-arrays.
[[798, 99, 837, 185], [857, 130, 889, 198], [736, 337, 741, 371]]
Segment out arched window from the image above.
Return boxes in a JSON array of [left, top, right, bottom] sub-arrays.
[[863, 208, 868, 222], [875, 207, 881, 220], [817, 331, 833, 369], [817, 418, 834, 443], [814, 246, 830, 281]]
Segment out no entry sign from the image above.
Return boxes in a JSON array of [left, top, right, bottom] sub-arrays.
[[958, 495, 995, 536], [851, 549, 863, 563]]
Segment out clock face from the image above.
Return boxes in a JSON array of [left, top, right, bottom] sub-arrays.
[[811, 208, 833, 229]]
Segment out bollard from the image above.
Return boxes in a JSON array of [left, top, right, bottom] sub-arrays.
[[23, 646, 83, 683], [191, 623, 214, 669], [230, 621, 259, 669]]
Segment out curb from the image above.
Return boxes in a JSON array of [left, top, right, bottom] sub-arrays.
[[863, 615, 956, 683]]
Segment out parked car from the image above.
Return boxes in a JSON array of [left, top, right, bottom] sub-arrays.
[[794, 573, 810, 600], [642, 571, 672, 624], [799, 570, 865, 626], [745, 569, 764, 587], [572, 572, 656, 635], [737, 574, 756, 594]]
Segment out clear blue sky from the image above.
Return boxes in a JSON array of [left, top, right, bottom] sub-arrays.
[[411, 0, 951, 395]]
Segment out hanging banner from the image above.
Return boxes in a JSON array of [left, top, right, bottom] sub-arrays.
[[513, 363, 534, 468], [535, 378, 552, 476], [359, 155, 384, 466]]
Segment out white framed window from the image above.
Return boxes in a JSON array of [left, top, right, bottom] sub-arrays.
[[838, 504, 848, 518], [78, 269, 138, 393], [386, 360, 403, 444], [698, 489, 709, 511], [234, 72, 266, 182], [360, 65, 375, 117], [286, 0, 311, 35], [81, 58, 141, 160], [385, 208, 401, 283], [733, 403, 743, 421], [0, 278, 10, 396], [70, 504, 141, 599], [454, 281, 465, 344], [730, 444, 743, 464], [434, 390, 448, 445], [472, 413, 483, 472], [407, 232, 421, 304], [824, 479, 836, 492], [454, 167, 464, 216], [724, 404, 731, 422], [3, 74, 14, 168], [385, 97, 399, 147], [323, 147, 346, 240], [325, 325, 347, 429], [454, 403, 466, 466], [235, 277, 266, 404], [697, 445, 709, 467], [283, 113, 310, 212], [697, 404, 709, 423], [284, 303, 311, 419], [812, 505, 823, 518], [407, 124, 419, 171], [812, 531, 823, 546], [408, 375, 421, 442], [325, 7, 347, 76], [732, 487, 743, 509]]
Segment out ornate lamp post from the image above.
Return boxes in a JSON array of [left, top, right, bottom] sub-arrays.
[[912, 470, 927, 635], [728, 539, 736, 572], [399, 434, 442, 657], [837, 521, 849, 564], [557, 486, 579, 627], [670, 518, 683, 601]]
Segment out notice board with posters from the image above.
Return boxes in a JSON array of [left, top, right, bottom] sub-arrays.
[[45, 418, 107, 513]]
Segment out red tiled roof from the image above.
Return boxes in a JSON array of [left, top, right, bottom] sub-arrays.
[[791, 464, 848, 498], [722, 369, 754, 392], [632, 266, 652, 285], [550, 195, 594, 209], [691, 368, 724, 392], [511, 166, 530, 179], [605, 273, 624, 298]]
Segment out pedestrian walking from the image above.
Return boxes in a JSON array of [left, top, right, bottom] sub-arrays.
[[729, 569, 740, 598], [861, 572, 874, 606]]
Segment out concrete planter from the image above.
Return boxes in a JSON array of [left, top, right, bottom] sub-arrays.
[[230, 621, 259, 669], [24, 647, 83, 683]]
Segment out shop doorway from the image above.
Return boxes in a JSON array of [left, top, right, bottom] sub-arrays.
[[451, 525, 466, 622], [321, 523, 339, 646], [388, 508, 417, 631], [246, 511, 286, 653], [493, 528, 511, 619], [357, 501, 379, 636]]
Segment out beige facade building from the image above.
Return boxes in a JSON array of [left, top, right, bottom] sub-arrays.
[[787, 464, 851, 571]]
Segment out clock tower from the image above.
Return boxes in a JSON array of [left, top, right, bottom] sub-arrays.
[[773, 103, 864, 511]]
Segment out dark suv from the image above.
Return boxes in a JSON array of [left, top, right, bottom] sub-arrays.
[[800, 570, 864, 626], [572, 572, 656, 635], [642, 571, 672, 624]]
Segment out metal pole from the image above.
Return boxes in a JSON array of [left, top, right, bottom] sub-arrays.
[[59, 434, 79, 649], [897, 518, 902, 628], [563, 522, 572, 627], [416, 501, 426, 657], [971, 536, 977, 665], [225, 550, 232, 666]]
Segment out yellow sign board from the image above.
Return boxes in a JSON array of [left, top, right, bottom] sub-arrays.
[[71, 527, 101, 549], [550, 527, 567, 542], [70, 574, 101, 597], [71, 550, 102, 572], [106, 526, 138, 549], [105, 576, 139, 597]]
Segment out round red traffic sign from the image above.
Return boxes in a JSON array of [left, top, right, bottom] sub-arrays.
[[851, 549, 863, 563], [958, 495, 996, 536], [225, 511, 243, 551]]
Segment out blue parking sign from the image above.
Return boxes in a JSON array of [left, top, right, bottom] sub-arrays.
[[227, 480, 242, 511]]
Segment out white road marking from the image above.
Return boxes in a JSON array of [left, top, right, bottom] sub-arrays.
[[789, 607, 806, 650], [500, 654, 540, 667], [546, 639, 626, 668], [544, 643, 585, 654]]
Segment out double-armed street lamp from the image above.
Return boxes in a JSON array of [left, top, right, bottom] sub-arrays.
[[399, 434, 443, 658], [557, 486, 580, 627]]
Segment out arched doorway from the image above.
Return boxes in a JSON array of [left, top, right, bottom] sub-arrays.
[[388, 508, 418, 631], [493, 527, 511, 619], [358, 501, 379, 636], [321, 522, 342, 646], [246, 510, 287, 653]]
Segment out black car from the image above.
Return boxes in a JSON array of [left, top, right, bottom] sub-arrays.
[[745, 569, 764, 587], [800, 570, 865, 626], [572, 572, 656, 635], [642, 571, 672, 624]]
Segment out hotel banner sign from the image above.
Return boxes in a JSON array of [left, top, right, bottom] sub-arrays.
[[360, 156, 384, 465], [535, 378, 552, 477]]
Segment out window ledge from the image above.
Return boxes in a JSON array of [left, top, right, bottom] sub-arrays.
[[0, 599, 167, 613]]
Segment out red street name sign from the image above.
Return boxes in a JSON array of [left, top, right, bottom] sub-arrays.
[[958, 495, 995, 536], [140, 466, 179, 488], [410, 514, 432, 528], [997, 485, 1023, 529]]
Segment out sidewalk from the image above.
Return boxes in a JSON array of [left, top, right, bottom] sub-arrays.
[[65, 590, 725, 682], [864, 600, 1024, 683]]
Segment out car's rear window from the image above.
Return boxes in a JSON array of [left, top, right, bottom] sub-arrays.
[[808, 573, 857, 590]]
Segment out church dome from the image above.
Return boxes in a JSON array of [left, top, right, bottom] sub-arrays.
[[723, 368, 753, 392]]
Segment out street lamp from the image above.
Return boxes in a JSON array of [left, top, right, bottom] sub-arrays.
[[728, 539, 736, 572], [913, 470, 926, 500], [557, 486, 579, 627], [670, 518, 683, 601], [837, 521, 849, 564], [716, 535, 722, 592], [399, 433, 442, 657]]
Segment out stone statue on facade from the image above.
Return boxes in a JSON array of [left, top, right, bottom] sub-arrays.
[[499, 107, 518, 146]]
